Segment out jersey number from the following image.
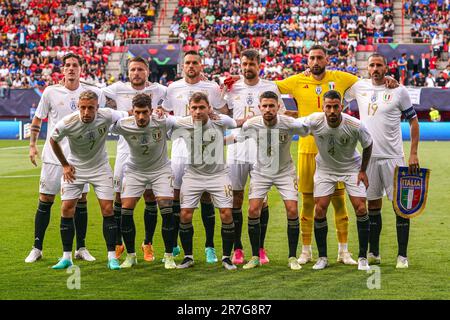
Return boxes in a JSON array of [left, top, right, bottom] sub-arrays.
[[224, 184, 233, 198], [368, 103, 378, 116], [89, 141, 95, 150], [244, 106, 255, 118], [141, 145, 149, 155]]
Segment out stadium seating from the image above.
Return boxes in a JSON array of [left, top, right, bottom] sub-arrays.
[[0, 0, 159, 89], [169, 0, 396, 78]]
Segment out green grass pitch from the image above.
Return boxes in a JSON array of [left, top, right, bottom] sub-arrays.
[[0, 139, 448, 300]]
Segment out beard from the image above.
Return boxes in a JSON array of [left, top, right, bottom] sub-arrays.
[[311, 65, 326, 75], [131, 78, 146, 86], [244, 71, 256, 80], [186, 70, 199, 78]]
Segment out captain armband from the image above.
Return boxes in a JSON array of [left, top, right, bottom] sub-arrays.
[[402, 107, 417, 120]]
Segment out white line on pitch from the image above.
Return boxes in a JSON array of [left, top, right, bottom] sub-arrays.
[[0, 145, 44, 150], [0, 175, 40, 178]]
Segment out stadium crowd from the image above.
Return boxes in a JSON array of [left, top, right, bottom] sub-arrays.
[[407, 0, 450, 53], [0, 0, 159, 90], [169, 0, 396, 79], [0, 0, 449, 90]]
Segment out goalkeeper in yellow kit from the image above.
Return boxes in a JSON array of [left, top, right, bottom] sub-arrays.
[[276, 45, 359, 265]]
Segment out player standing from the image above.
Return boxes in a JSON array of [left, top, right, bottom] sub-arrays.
[[162, 51, 227, 263], [102, 56, 167, 261], [275, 45, 360, 265], [302, 91, 373, 271], [25, 53, 105, 263], [344, 54, 420, 268], [223, 49, 287, 265]]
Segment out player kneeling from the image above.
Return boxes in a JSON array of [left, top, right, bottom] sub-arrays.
[[50, 91, 129, 270]]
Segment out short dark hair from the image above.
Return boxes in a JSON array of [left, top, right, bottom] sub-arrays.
[[128, 56, 149, 69], [63, 53, 83, 66], [132, 93, 152, 108], [184, 50, 201, 60], [189, 92, 209, 105], [309, 45, 327, 55], [241, 49, 261, 64], [259, 91, 279, 101], [368, 53, 388, 65], [323, 90, 341, 102]]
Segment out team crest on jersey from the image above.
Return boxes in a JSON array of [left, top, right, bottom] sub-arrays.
[[383, 93, 393, 102], [393, 166, 430, 219], [151, 129, 162, 142], [130, 135, 137, 141], [208, 133, 217, 142], [340, 135, 349, 145], [246, 94, 254, 105], [279, 133, 288, 143], [371, 93, 377, 103], [315, 86, 322, 95], [328, 82, 335, 90], [303, 85, 309, 88], [141, 134, 149, 144], [88, 130, 95, 141], [98, 125, 107, 136], [70, 99, 77, 111]]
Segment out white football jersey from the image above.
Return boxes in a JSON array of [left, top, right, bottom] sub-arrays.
[[242, 115, 309, 175], [110, 115, 175, 172], [163, 79, 226, 159], [52, 108, 128, 170], [344, 79, 415, 158], [304, 112, 373, 175], [35, 83, 106, 165], [102, 81, 167, 154], [224, 78, 286, 163], [173, 114, 236, 175]]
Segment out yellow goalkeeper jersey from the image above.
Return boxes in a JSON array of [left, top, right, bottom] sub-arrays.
[[276, 70, 358, 154]]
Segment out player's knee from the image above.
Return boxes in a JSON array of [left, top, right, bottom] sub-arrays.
[[355, 202, 368, 216], [285, 203, 298, 219], [61, 201, 76, 217], [180, 210, 193, 223], [100, 203, 113, 217], [248, 206, 261, 218], [219, 209, 232, 223], [314, 204, 327, 218], [287, 210, 298, 220], [39, 193, 55, 203]]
